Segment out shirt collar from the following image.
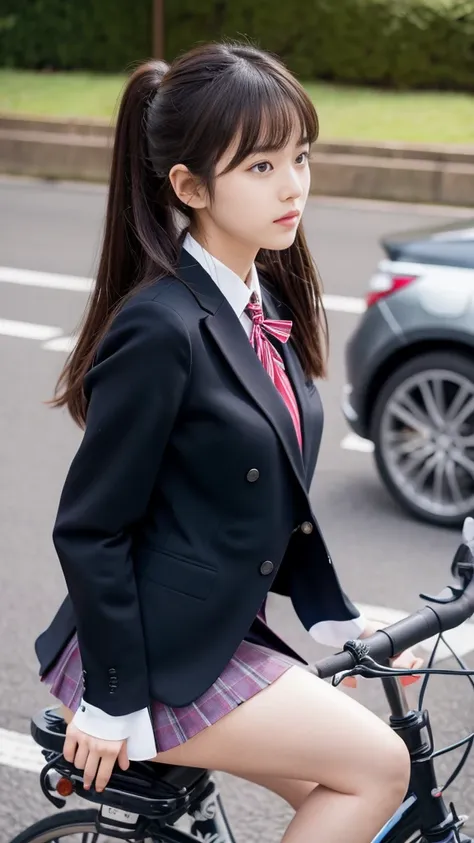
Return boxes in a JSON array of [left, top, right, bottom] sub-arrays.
[[183, 232, 261, 319]]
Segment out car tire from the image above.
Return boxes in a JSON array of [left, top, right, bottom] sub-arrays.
[[370, 350, 474, 528]]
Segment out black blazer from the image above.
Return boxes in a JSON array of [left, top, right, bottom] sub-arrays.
[[35, 249, 360, 715]]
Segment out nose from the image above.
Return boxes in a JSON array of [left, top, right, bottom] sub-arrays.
[[279, 164, 305, 202]]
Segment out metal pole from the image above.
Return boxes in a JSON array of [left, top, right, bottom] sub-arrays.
[[152, 0, 164, 59]]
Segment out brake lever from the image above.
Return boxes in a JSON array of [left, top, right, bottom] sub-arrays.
[[332, 665, 365, 687], [419, 586, 464, 605]]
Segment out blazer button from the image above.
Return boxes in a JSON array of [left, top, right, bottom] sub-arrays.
[[246, 468, 260, 482], [300, 521, 314, 535], [260, 560, 274, 576]]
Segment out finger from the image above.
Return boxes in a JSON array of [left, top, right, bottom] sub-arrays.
[[63, 733, 78, 764], [341, 676, 357, 688], [83, 751, 101, 791], [118, 742, 130, 771], [95, 754, 117, 792], [73, 743, 90, 771]]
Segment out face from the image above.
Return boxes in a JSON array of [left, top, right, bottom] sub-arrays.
[[208, 122, 311, 254], [169, 118, 311, 264]]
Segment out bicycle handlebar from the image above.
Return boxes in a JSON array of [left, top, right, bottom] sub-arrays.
[[314, 532, 474, 681]]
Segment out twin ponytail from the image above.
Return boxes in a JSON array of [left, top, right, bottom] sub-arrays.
[[49, 61, 179, 426]]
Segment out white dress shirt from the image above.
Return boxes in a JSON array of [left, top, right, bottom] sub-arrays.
[[72, 231, 365, 757]]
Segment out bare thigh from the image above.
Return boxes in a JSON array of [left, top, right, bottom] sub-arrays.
[[147, 666, 405, 794], [58, 700, 316, 810]]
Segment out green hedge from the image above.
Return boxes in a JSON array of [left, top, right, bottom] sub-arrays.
[[0, 0, 151, 72], [167, 0, 474, 90], [1, 0, 474, 90]]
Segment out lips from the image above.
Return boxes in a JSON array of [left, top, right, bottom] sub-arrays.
[[274, 211, 300, 223]]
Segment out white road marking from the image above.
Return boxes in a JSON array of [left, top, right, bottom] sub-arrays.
[[0, 265, 92, 292], [342, 432, 374, 452], [42, 335, 76, 353], [323, 294, 366, 314], [0, 267, 366, 349], [0, 318, 63, 342], [0, 726, 44, 774], [0, 266, 367, 314]]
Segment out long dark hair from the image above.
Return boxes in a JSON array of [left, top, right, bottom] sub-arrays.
[[50, 41, 326, 427]]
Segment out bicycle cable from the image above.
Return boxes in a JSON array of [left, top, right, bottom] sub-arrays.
[[419, 631, 474, 791]]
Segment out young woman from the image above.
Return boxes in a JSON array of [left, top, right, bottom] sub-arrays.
[[35, 41, 422, 842]]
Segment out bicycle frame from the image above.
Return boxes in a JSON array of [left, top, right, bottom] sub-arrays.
[[366, 676, 469, 843]]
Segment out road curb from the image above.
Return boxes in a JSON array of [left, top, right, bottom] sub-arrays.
[[1, 114, 473, 206]]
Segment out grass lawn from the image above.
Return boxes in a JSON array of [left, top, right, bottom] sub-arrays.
[[1, 69, 474, 145]]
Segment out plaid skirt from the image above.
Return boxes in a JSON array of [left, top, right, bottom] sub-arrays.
[[40, 605, 300, 753]]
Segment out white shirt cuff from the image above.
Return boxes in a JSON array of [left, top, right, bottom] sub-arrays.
[[308, 614, 367, 649], [72, 699, 157, 760]]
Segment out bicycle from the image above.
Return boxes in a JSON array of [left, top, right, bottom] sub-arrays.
[[10, 518, 474, 843]]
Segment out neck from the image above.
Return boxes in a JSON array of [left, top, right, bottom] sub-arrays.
[[189, 222, 256, 285]]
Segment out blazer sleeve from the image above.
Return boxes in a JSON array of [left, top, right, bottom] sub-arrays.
[[52, 299, 192, 716]]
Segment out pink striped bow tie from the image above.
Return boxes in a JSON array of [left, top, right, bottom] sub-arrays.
[[245, 292, 293, 371], [244, 292, 303, 450]]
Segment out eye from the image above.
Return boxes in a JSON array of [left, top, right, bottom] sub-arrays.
[[250, 161, 273, 174], [296, 151, 310, 165]]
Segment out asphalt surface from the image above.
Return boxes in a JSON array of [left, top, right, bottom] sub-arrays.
[[0, 177, 473, 842]]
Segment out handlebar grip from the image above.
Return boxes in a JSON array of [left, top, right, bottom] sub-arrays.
[[314, 571, 474, 681]]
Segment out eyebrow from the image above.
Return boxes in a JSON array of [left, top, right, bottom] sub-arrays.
[[248, 136, 311, 156]]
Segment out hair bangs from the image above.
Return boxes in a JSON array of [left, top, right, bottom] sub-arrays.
[[222, 68, 319, 174]]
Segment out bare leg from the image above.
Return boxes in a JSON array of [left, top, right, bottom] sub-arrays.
[[59, 666, 410, 842], [150, 667, 410, 842]]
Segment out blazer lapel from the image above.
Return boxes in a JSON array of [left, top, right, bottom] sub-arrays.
[[177, 249, 308, 497]]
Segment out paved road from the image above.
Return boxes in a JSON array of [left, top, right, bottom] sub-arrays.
[[0, 177, 473, 842]]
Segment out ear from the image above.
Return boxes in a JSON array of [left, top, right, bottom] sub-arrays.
[[168, 164, 207, 209]]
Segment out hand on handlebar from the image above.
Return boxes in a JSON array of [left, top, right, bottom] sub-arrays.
[[341, 618, 424, 688]]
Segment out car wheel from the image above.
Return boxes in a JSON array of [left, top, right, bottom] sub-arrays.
[[371, 351, 474, 528]]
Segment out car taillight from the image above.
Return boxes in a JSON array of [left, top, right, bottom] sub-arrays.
[[366, 273, 418, 308]]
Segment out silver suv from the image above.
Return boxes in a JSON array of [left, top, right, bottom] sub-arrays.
[[343, 219, 474, 528]]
